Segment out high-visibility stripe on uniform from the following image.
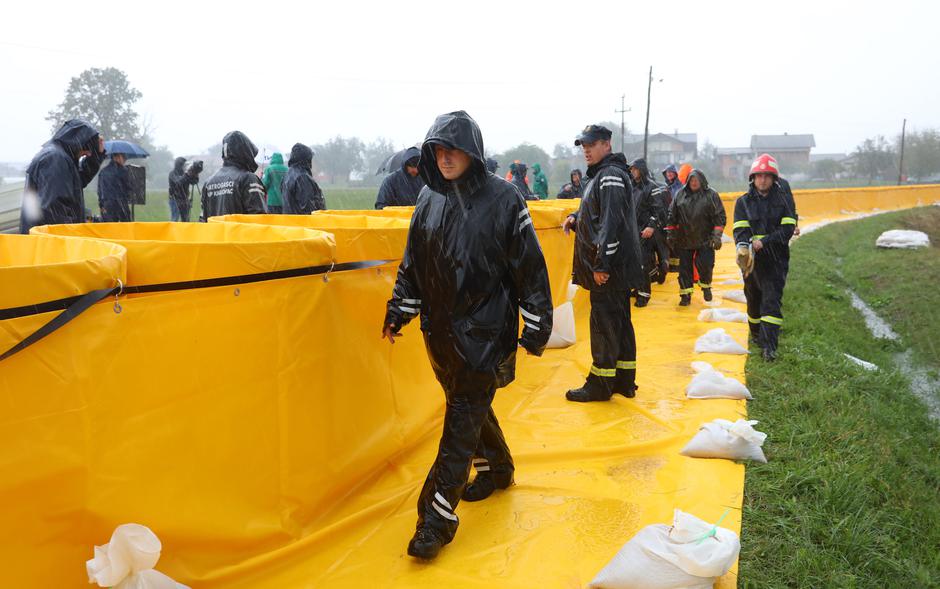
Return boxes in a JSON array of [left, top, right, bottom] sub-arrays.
[[399, 305, 418, 314], [669, 258, 680, 265], [519, 217, 533, 231], [590, 365, 616, 377], [520, 308, 540, 322], [733, 220, 751, 229], [748, 315, 761, 324], [697, 282, 711, 289], [780, 217, 797, 225], [679, 287, 694, 295], [616, 360, 637, 369], [752, 234, 767, 240], [761, 315, 783, 325]]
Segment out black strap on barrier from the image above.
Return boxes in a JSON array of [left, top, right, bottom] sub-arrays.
[[0, 259, 391, 363]]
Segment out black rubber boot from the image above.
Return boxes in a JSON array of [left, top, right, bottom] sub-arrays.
[[762, 347, 778, 362], [657, 262, 669, 284], [634, 295, 650, 308], [703, 288, 713, 302], [462, 472, 514, 502], [407, 526, 447, 560], [566, 374, 612, 402], [679, 294, 692, 306], [613, 368, 637, 398]]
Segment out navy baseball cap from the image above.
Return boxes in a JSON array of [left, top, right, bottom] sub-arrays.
[[574, 124, 613, 146]]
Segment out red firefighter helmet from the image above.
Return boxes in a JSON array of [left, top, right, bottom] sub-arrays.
[[749, 153, 779, 179]]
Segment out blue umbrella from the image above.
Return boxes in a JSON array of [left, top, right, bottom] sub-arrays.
[[104, 140, 150, 159]]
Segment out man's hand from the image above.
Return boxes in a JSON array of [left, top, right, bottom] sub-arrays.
[[593, 271, 609, 286], [641, 227, 654, 239], [382, 324, 402, 344], [752, 239, 764, 252], [563, 215, 576, 236], [793, 226, 801, 236]]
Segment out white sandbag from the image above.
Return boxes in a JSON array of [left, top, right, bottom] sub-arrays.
[[546, 302, 576, 349], [697, 308, 747, 323], [588, 509, 741, 589], [694, 328, 748, 355], [844, 353, 878, 371], [876, 230, 929, 249], [680, 419, 768, 463], [686, 362, 752, 399], [719, 289, 747, 304], [721, 233, 733, 243], [566, 280, 579, 302], [717, 278, 743, 285], [87, 524, 190, 589]]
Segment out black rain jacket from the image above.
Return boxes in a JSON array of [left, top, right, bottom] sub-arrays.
[[200, 131, 266, 221], [385, 111, 553, 390], [97, 159, 133, 221], [571, 152, 644, 292], [556, 169, 584, 199], [511, 164, 537, 200], [20, 119, 103, 233], [665, 169, 727, 250], [375, 146, 425, 209], [628, 158, 667, 230], [733, 181, 798, 261], [282, 143, 325, 214], [168, 157, 199, 207]]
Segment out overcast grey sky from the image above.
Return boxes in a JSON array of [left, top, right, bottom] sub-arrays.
[[1, 0, 937, 163]]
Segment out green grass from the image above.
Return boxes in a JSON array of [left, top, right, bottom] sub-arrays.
[[738, 207, 940, 588]]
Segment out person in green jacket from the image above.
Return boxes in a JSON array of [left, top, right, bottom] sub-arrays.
[[532, 162, 548, 199], [262, 152, 288, 213]]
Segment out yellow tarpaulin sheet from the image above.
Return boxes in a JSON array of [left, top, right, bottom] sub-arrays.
[[0, 185, 937, 588]]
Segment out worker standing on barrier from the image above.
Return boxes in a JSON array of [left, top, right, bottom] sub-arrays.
[[375, 146, 425, 209], [665, 169, 726, 306], [282, 143, 325, 214], [628, 158, 668, 307], [383, 111, 552, 560], [562, 124, 644, 402], [200, 131, 266, 221], [733, 153, 798, 361], [661, 164, 683, 271], [20, 119, 106, 234]]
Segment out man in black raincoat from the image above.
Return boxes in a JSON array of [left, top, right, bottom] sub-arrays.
[[199, 131, 266, 221], [665, 169, 727, 306], [733, 154, 798, 361], [20, 119, 106, 234], [282, 143, 325, 214], [375, 146, 425, 209], [510, 162, 537, 200], [168, 157, 201, 222], [556, 169, 584, 199], [628, 158, 669, 307], [562, 125, 644, 402], [485, 157, 499, 174], [97, 154, 133, 222], [383, 111, 552, 560]]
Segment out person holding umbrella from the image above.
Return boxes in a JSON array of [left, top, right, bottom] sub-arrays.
[[375, 146, 425, 209], [97, 152, 133, 222]]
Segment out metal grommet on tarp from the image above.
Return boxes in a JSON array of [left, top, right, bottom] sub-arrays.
[[113, 279, 123, 314]]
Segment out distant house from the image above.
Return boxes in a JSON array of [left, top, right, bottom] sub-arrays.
[[716, 147, 754, 182], [750, 134, 816, 168], [622, 132, 697, 169]]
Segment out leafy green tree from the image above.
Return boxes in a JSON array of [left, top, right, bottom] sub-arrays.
[[313, 136, 364, 184], [852, 136, 896, 184], [902, 128, 940, 181], [46, 67, 143, 140]]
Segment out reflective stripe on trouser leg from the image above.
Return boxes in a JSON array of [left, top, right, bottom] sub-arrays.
[[416, 375, 498, 541], [471, 407, 513, 483], [678, 249, 696, 294], [754, 253, 788, 349], [694, 247, 715, 290]]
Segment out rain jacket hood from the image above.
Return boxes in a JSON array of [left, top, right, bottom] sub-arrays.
[[50, 119, 100, 160], [222, 130, 259, 173], [666, 168, 727, 250], [419, 110, 487, 197], [400, 146, 421, 171], [532, 163, 542, 173], [684, 169, 710, 192], [269, 152, 285, 167], [173, 157, 186, 173], [288, 143, 313, 171], [662, 164, 679, 183], [628, 158, 653, 185]]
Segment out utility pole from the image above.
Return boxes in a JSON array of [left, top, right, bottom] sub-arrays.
[[897, 118, 907, 185], [615, 94, 631, 154], [643, 66, 653, 160]]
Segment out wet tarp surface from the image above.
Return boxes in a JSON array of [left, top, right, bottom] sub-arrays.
[[0, 186, 936, 587]]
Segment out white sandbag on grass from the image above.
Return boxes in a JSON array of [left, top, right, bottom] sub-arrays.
[[681, 419, 768, 463], [687, 361, 751, 399], [719, 289, 747, 304], [87, 524, 190, 589], [875, 230, 930, 249], [588, 509, 741, 589], [546, 302, 576, 349], [697, 308, 747, 323], [694, 328, 748, 355]]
